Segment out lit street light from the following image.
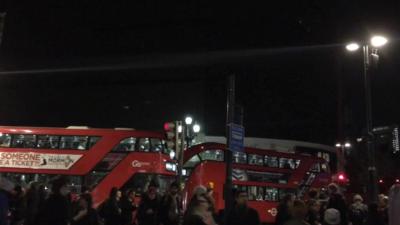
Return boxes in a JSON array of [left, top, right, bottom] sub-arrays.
[[185, 116, 193, 125], [345, 35, 388, 203]]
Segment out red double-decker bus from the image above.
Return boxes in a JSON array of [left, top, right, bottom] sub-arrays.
[[0, 126, 177, 207], [182, 138, 338, 224]]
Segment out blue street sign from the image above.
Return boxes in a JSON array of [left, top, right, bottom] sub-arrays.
[[229, 123, 244, 152]]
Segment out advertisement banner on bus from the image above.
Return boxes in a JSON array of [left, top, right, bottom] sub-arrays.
[[0, 151, 82, 170]]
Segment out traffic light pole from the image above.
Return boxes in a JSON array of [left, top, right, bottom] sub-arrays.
[[177, 121, 185, 186], [363, 45, 378, 203], [224, 74, 235, 225]]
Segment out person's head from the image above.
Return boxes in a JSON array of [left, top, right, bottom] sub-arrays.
[[290, 200, 308, 221], [353, 194, 363, 203], [281, 193, 295, 207], [109, 187, 122, 201], [234, 189, 248, 206], [13, 185, 24, 196], [308, 189, 319, 199], [187, 192, 210, 214], [169, 181, 179, 195], [125, 189, 136, 200], [328, 183, 339, 195], [324, 208, 341, 225], [307, 199, 321, 213], [192, 185, 207, 197], [52, 178, 69, 196], [147, 185, 158, 200], [79, 193, 93, 209]]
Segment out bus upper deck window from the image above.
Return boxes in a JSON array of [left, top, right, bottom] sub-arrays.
[[11, 134, 36, 148], [0, 134, 11, 147], [248, 154, 263, 166], [113, 137, 136, 152], [138, 138, 150, 152], [37, 135, 59, 149], [150, 138, 163, 152], [233, 152, 247, 164], [265, 156, 278, 168]]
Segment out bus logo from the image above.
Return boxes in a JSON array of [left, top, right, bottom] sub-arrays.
[[131, 160, 151, 168], [268, 208, 278, 217]]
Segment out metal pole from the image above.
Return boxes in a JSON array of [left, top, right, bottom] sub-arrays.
[[363, 45, 378, 203], [224, 74, 235, 225], [177, 121, 185, 185]]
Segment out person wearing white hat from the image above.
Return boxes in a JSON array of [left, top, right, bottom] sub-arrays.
[[323, 208, 341, 225], [348, 194, 367, 225]]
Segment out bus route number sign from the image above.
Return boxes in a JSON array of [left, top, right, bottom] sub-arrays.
[[229, 123, 244, 153]]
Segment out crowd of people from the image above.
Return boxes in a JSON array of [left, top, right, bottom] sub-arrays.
[[275, 183, 399, 225], [0, 177, 399, 225]]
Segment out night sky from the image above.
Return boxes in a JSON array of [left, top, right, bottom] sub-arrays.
[[0, 0, 400, 147]]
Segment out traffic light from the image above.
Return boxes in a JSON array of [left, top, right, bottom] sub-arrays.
[[334, 172, 349, 185], [164, 121, 178, 151]]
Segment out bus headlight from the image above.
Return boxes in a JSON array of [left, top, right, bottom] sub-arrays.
[[166, 162, 177, 172]]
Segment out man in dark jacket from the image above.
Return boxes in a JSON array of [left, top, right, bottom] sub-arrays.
[[160, 182, 182, 225], [227, 189, 260, 225], [37, 177, 71, 225], [327, 183, 348, 225], [137, 182, 161, 225]]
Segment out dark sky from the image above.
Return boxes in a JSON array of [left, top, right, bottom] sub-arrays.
[[0, 1, 400, 145]]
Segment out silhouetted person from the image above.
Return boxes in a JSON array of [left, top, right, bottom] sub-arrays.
[[284, 200, 309, 225], [37, 177, 71, 225], [160, 182, 182, 225], [25, 182, 41, 225], [327, 183, 347, 225], [9, 185, 26, 225], [137, 182, 161, 225], [366, 203, 385, 225], [183, 192, 216, 225], [306, 199, 321, 225], [102, 187, 122, 225], [227, 189, 260, 225], [71, 193, 99, 225], [121, 189, 138, 225], [348, 194, 367, 225], [275, 194, 295, 225]]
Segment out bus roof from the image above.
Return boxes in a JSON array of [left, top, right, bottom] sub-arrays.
[[202, 136, 335, 153]]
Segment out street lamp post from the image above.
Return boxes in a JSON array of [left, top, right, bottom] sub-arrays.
[[346, 35, 388, 203], [335, 141, 351, 171]]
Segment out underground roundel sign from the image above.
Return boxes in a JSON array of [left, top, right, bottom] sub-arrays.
[[268, 207, 278, 217]]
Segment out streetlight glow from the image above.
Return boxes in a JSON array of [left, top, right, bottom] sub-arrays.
[[344, 142, 351, 148], [371, 36, 388, 47], [346, 43, 360, 51], [177, 125, 182, 133], [335, 143, 341, 148], [185, 116, 193, 125], [193, 124, 201, 133]]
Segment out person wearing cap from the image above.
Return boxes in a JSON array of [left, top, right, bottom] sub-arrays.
[[348, 194, 367, 225], [137, 181, 161, 225], [323, 208, 341, 225]]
